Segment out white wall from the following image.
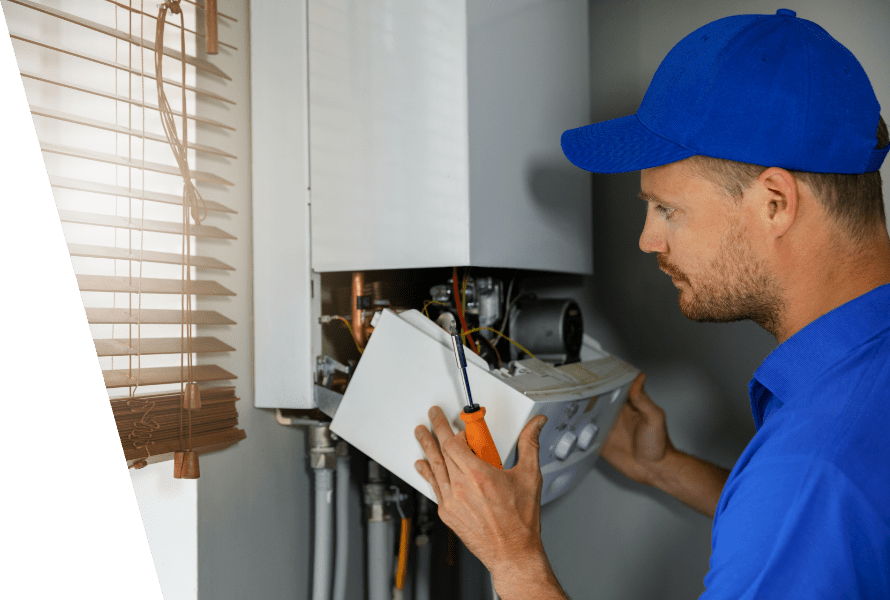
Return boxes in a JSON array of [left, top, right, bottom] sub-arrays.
[[131, 463, 198, 600]]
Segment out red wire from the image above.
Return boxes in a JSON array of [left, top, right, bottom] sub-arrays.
[[452, 266, 479, 355]]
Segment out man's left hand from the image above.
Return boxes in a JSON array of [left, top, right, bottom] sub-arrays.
[[414, 406, 549, 577]]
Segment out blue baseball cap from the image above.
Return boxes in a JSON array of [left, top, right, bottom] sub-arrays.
[[562, 9, 889, 174]]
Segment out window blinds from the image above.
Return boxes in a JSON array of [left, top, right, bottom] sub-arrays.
[[4, 0, 245, 471]]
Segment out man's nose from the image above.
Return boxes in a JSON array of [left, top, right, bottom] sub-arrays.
[[639, 211, 667, 254]]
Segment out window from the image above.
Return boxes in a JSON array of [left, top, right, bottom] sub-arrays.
[[4, 0, 244, 472]]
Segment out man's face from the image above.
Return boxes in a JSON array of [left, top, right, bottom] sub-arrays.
[[638, 160, 783, 332]]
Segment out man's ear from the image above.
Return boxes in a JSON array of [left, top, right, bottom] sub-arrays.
[[755, 167, 799, 238]]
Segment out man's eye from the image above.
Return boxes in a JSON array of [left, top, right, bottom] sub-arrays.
[[654, 204, 675, 218]]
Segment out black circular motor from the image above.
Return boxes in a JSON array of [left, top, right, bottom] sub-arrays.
[[508, 297, 583, 364]]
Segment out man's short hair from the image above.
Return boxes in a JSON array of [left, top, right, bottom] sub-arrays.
[[688, 116, 889, 243]]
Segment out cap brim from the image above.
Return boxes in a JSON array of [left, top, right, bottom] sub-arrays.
[[561, 115, 696, 174]]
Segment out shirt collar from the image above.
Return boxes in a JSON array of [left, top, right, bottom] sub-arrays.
[[749, 283, 890, 425]]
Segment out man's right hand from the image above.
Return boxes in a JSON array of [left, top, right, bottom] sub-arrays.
[[601, 372, 730, 518]]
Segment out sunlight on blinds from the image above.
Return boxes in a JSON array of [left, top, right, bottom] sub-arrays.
[[4, 0, 245, 473]]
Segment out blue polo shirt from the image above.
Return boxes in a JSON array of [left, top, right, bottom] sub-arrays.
[[702, 284, 890, 599]]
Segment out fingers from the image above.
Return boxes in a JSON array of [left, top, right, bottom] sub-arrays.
[[415, 406, 467, 501], [430, 405, 478, 474], [413, 458, 443, 503], [627, 372, 647, 405], [428, 405, 456, 441], [415, 418, 450, 498], [517, 415, 546, 473], [626, 373, 661, 417], [418, 407, 548, 494], [600, 406, 630, 463], [601, 390, 643, 468]]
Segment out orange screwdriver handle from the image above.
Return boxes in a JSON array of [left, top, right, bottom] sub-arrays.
[[460, 406, 503, 469]]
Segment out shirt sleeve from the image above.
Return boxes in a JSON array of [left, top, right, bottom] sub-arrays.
[[700, 455, 890, 600]]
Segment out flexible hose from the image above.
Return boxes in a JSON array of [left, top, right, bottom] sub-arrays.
[[414, 536, 431, 600], [368, 520, 390, 600], [386, 518, 396, 595], [333, 453, 350, 600], [312, 468, 335, 600]]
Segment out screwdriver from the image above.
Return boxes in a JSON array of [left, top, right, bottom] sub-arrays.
[[450, 322, 503, 469]]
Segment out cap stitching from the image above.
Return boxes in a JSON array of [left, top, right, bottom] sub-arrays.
[[634, 113, 696, 153]]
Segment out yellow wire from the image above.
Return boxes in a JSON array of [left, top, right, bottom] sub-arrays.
[[335, 317, 364, 354], [461, 326, 536, 360], [417, 299, 533, 359], [421, 299, 448, 318]]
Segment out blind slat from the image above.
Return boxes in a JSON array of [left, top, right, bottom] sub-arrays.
[[11, 0, 246, 462], [32, 105, 237, 159], [95, 336, 234, 356], [10, 34, 235, 105], [103, 0, 237, 52], [58, 210, 236, 240], [117, 408, 241, 445], [21, 71, 235, 130], [85, 307, 236, 325], [76, 274, 235, 296], [7, 0, 231, 80], [110, 385, 237, 407], [113, 386, 245, 464], [122, 429, 246, 464], [121, 413, 240, 441], [68, 243, 234, 270], [42, 142, 233, 186], [50, 176, 236, 214], [104, 364, 236, 388]]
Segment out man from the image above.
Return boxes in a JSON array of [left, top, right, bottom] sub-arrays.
[[414, 9, 890, 600]]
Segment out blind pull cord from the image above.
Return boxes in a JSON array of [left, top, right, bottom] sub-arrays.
[[157, 0, 204, 478]]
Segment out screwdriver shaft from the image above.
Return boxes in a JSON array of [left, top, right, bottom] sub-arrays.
[[450, 324, 503, 469]]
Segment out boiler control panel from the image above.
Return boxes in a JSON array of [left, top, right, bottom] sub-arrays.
[[329, 309, 638, 505]]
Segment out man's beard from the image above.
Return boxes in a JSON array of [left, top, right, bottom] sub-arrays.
[[658, 218, 784, 337]]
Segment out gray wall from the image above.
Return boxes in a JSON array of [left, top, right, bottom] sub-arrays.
[[193, 1, 299, 597], [191, 2, 357, 599], [534, 2, 890, 600], [192, 2, 890, 600]]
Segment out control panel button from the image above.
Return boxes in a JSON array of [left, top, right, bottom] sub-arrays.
[[577, 422, 599, 450], [548, 472, 574, 497], [554, 431, 578, 460]]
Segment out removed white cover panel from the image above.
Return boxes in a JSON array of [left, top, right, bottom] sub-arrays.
[[331, 309, 639, 505], [331, 309, 536, 503]]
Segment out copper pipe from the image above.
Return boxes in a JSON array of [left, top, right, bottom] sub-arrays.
[[351, 271, 365, 347]]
